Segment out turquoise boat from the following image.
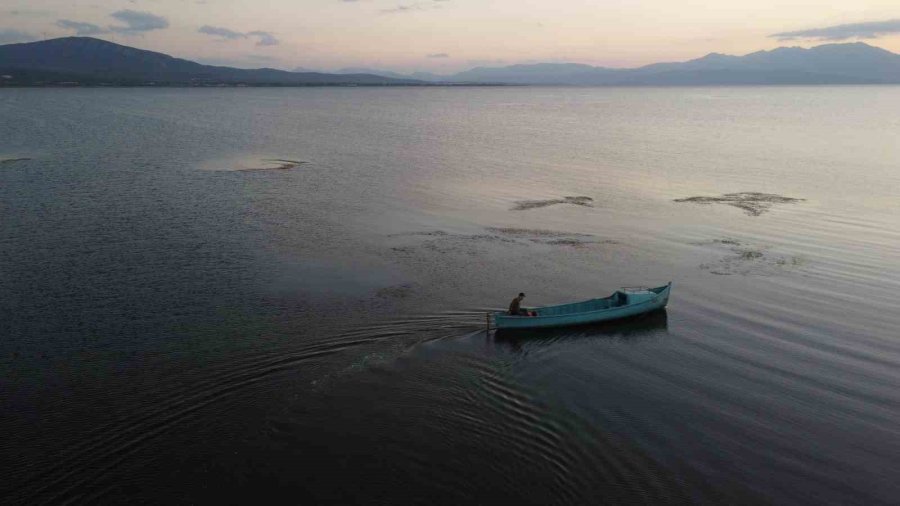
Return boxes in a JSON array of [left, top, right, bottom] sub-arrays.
[[493, 283, 671, 330]]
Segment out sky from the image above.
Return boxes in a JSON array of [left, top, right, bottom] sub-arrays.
[[2, 0, 900, 73]]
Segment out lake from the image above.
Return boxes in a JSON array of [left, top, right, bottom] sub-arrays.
[[2, 86, 899, 504]]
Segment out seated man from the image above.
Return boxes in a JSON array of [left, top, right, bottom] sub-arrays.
[[508, 292, 528, 316]]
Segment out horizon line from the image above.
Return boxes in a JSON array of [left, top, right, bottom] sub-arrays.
[[3, 35, 896, 75]]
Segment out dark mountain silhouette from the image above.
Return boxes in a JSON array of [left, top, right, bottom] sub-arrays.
[[333, 67, 411, 79], [335, 43, 900, 85], [620, 43, 900, 84], [0, 37, 422, 86], [2, 37, 899, 86], [331, 67, 447, 82]]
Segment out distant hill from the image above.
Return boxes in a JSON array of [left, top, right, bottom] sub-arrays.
[[334, 67, 412, 80], [341, 43, 900, 85], [620, 43, 900, 85], [0, 37, 423, 86], [328, 67, 446, 82], [3, 37, 899, 87], [450, 63, 617, 85]]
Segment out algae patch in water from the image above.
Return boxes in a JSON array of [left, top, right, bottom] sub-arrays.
[[542, 238, 617, 248], [696, 238, 805, 276], [204, 157, 307, 172], [486, 227, 593, 238], [388, 227, 617, 257], [235, 159, 306, 172], [512, 196, 594, 211], [388, 230, 450, 238], [739, 250, 764, 260], [0, 157, 32, 165], [674, 192, 804, 216], [388, 232, 519, 257], [488, 227, 617, 248]]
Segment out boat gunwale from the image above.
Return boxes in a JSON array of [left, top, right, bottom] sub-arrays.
[[493, 283, 670, 322]]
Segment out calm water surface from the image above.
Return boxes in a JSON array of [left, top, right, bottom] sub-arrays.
[[2, 87, 899, 504]]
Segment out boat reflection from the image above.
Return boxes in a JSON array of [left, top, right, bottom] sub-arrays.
[[493, 309, 668, 349]]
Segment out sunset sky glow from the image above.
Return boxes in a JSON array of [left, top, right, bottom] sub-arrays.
[[2, 0, 900, 72]]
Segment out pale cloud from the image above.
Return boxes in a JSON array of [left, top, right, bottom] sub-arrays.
[[199, 25, 246, 40], [426, 53, 449, 58], [248, 31, 279, 46], [380, 1, 444, 14], [198, 26, 279, 46], [771, 19, 900, 41], [54, 10, 167, 38], [380, 4, 422, 14], [109, 10, 169, 34], [57, 20, 109, 35]]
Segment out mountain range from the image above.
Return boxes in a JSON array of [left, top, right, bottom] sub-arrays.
[[0, 37, 420, 86], [349, 43, 900, 85], [2, 37, 900, 86]]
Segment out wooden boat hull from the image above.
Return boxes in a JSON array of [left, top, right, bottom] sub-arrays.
[[493, 283, 671, 330]]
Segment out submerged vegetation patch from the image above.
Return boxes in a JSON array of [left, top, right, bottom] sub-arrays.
[[696, 238, 805, 276], [388, 227, 617, 257], [512, 196, 594, 211], [542, 238, 616, 248], [388, 230, 450, 238], [235, 159, 306, 172], [488, 227, 617, 248], [485, 227, 593, 238], [204, 157, 307, 172], [0, 157, 32, 165], [674, 192, 804, 216], [388, 232, 518, 258]]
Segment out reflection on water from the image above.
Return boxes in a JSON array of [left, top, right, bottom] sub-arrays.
[[2, 87, 900, 504]]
